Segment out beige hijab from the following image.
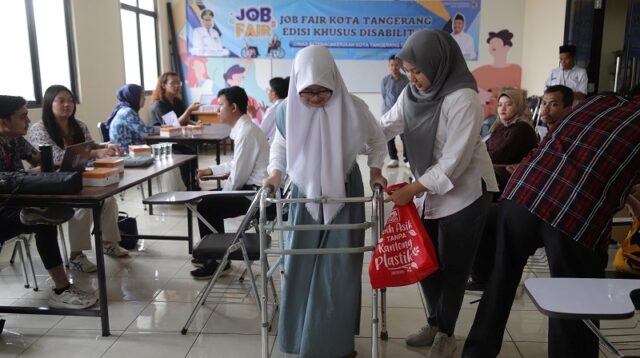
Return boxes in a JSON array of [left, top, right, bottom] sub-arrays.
[[489, 87, 533, 133]]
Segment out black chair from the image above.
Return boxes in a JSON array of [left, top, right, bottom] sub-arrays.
[[97, 122, 110, 142]]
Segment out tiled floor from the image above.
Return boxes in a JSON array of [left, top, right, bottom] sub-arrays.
[[1, 148, 638, 357]]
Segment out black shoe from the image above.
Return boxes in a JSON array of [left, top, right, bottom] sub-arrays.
[[191, 257, 208, 267], [465, 277, 486, 291], [190, 261, 232, 280]]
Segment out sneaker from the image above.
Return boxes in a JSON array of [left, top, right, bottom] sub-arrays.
[[103, 242, 129, 257], [386, 159, 399, 168], [20, 207, 74, 225], [427, 332, 457, 358], [190, 260, 232, 280], [405, 161, 411, 169], [48, 284, 97, 309], [69, 253, 97, 273], [406, 324, 438, 347]]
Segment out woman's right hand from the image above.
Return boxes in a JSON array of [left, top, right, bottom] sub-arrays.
[[262, 171, 282, 194], [187, 102, 201, 113]]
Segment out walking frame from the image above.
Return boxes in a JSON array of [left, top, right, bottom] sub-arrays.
[[258, 185, 385, 358]]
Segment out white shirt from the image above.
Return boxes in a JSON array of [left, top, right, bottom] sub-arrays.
[[190, 27, 230, 57], [209, 115, 269, 191], [452, 32, 476, 60], [545, 66, 588, 95], [268, 95, 387, 177], [380, 88, 498, 219], [259, 99, 283, 144]]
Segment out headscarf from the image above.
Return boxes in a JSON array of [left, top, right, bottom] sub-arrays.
[[105, 84, 143, 127], [489, 87, 533, 133], [396, 29, 477, 177], [286, 45, 365, 224]]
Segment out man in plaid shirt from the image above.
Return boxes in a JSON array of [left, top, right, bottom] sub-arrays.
[[463, 91, 640, 358]]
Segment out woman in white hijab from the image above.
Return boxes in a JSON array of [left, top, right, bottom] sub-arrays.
[[380, 29, 498, 358], [263, 45, 387, 357]]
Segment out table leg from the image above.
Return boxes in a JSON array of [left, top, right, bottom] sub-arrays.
[[216, 141, 221, 164], [148, 180, 154, 215], [93, 205, 111, 337]]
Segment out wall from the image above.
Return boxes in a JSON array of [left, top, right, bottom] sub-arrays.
[[521, 0, 567, 96]]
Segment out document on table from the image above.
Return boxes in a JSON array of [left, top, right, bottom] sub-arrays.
[[162, 111, 180, 127]]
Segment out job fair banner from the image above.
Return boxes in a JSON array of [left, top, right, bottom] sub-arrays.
[[186, 0, 481, 60]]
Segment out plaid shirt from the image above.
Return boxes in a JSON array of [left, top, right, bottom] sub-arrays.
[[503, 94, 640, 250]]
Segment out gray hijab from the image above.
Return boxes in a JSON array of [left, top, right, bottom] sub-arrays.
[[397, 29, 478, 178]]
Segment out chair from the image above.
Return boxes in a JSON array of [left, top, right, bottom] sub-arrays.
[[11, 224, 69, 268], [2, 234, 39, 291], [180, 188, 280, 334]]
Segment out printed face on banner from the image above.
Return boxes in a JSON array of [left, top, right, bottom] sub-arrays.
[[186, 0, 481, 60]]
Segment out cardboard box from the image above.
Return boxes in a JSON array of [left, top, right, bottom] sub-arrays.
[[94, 158, 124, 173], [160, 127, 182, 137], [128, 145, 152, 157], [82, 168, 120, 187]]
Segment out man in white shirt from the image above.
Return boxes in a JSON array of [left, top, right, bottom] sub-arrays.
[[451, 13, 476, 61], [545, 45, 588, 102], [191, 86, 269, 279], [190, 9, 230, 57]]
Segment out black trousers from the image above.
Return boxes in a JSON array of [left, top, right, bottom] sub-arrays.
[[196, 194, 252, 236], [462, 199, 608, 358], [171, 143, 200, 191], [420, 190, 493, 335], [0, 207, 63, 269], [386, 135, 408, 162], [469, 201, 500, 283]]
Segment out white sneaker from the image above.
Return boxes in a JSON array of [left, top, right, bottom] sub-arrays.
[[427, 332, 457, 358], [387, 159, 399, 168], [405, 161, 411, 169], [406, 324, 438, 347], [48, 284, 97, 309], [103, 242, 129, 257], [69, 254, 97, 273]]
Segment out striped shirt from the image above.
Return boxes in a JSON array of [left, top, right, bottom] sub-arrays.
[[502, 94, 640, 250]]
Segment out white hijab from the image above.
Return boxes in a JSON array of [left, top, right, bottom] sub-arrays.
[[286, 45, 365, 224]]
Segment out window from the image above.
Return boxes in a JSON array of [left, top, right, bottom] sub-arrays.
[[120, 0, 159, 91], [0, 0, 76, 105]]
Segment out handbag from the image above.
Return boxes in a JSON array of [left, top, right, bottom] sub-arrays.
[[118, 211, 139, 250], [0, 171, 82, 195], [368, 183, 439, 289]]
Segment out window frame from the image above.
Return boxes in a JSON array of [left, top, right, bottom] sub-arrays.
[[22, 0, 78, 108], [120, 0, 160, 94]]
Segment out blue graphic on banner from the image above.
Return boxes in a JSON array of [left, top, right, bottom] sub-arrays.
[[187, 0, 481, 60]]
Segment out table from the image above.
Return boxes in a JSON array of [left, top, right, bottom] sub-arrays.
[[0, 154, 197, 337], [144, 124, 231, 165], [525, 277, 640, 357]]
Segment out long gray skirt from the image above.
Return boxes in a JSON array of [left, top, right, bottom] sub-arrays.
[[277, 165, 365, 358]]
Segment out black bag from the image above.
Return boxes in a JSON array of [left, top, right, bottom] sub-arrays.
[[0, 171, 82, 195], [118, 211, 139, 250]]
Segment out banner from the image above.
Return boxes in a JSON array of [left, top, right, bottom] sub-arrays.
[[186, 0, 481, 60]]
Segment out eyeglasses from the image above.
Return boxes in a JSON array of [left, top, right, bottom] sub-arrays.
[[299, 89, 333, 100], [166, 81, 183, 87]]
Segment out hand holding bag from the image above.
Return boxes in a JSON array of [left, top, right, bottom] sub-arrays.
[[369, 183, 439, 289]]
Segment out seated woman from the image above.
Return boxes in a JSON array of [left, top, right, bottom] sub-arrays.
[[107, 84, 156, 151], [149, 72, 200, 189], [1, 94, 96, 309], [485, 87, 538, 191], [468, 87, 538, 290], [258, 76, 289, 143], [28, 85, 129, 273]]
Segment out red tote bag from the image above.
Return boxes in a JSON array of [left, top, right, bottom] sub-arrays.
[[369, 183, 439, 289]]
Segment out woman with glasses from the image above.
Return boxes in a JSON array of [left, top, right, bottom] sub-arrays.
[[150, 72, 201, 190], [262, 45, 387, 358], [28, 85, 129, 273], [379, 29, 497, 358], [150, 72, 200, 127]]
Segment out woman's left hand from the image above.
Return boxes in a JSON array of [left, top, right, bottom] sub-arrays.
[[369, 167, 387, 190], [106, 144, 123, 156]]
